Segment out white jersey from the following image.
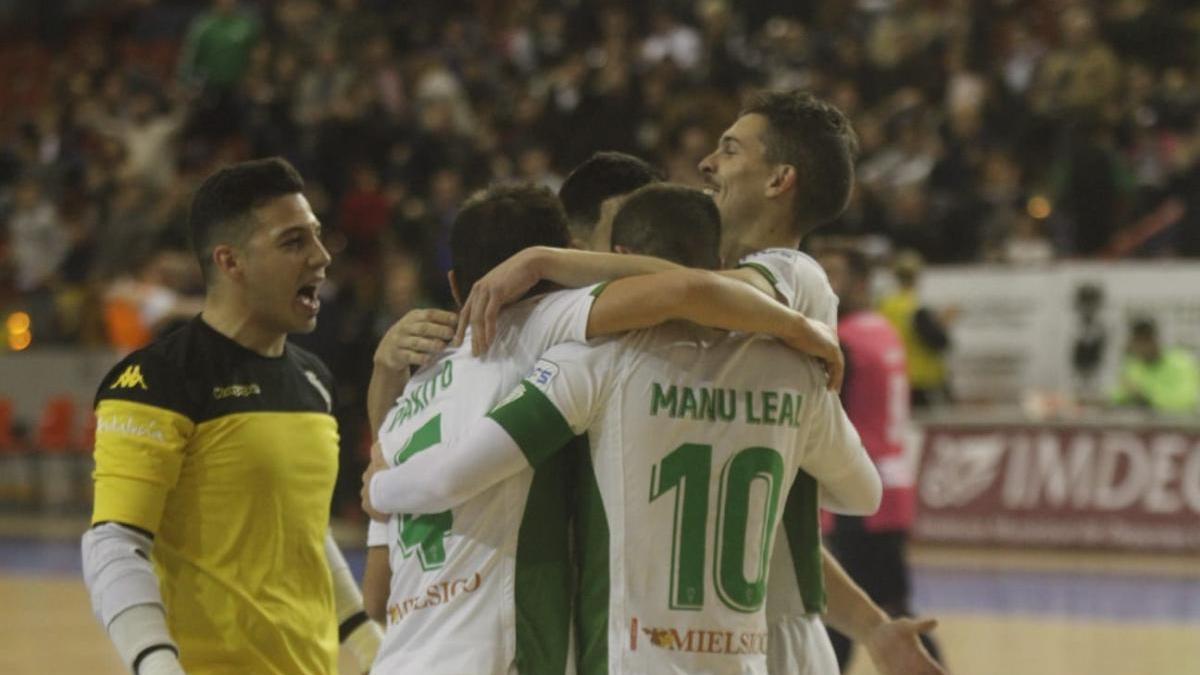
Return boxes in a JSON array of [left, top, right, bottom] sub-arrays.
[[367, 286, 598, 675], [487, 323, 872, 675], [739, 247, 842, 675]]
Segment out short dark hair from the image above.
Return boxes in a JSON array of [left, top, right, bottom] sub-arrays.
[[741, 90, 859, 232], [450, 183, 570, 299], [188, 157, 305, 283], [558, 152, 663, 238], [611, 184, 721, 270]]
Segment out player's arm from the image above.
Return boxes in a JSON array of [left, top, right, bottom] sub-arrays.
[[362, 521, 392, 625], [368, 309, 458, 435], [326, 533, 383, 671], [457, 246, 682, 352], [365, 345, 607, 515], [365, 383, 574, 514], [82, 361, 195, 675], [718, 265, 787, 304], [821, 550, 945, 675], [802, 390, 882, 515], [586, 269, 843, 390]]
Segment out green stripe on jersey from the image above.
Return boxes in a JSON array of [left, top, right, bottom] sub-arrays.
[[488, 381, 575, 467], [737, 261, 779, 288], [515, 441, 575, 674], [781, 470, 826, 614], [574, 439, 610, 675]]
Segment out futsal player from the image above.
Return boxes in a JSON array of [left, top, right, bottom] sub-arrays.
[[81, 158, 381, 675]]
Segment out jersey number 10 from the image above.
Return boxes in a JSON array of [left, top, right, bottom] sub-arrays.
[[649, 443, 784, 613]]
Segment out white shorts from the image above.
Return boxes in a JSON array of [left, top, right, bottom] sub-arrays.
[[768, 614, 838, 675]]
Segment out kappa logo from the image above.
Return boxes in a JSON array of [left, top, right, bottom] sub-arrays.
[[109, 365, 149, 390], [919, 434, 1006, 508]]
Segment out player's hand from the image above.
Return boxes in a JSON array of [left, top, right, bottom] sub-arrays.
[[360, 443, 389, 522], [781, 316, 844, 392], [375, 309, 458, 372], [455, 247, 545, 355], [863, 616, 946, 675]]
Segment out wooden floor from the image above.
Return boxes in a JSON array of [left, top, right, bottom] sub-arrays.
[[3, 519, 1197, 675]]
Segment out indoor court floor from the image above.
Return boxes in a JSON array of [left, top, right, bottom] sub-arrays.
[[2, 515, 1197, 675]]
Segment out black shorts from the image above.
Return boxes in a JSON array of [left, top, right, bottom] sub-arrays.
[[826, 517, 911, 613]]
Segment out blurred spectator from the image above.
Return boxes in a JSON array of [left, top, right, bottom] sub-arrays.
[[178, 0, 258, 90], [1111, 317, 1200, 415], [1031, 6, 1120, 124], [878, 250, 955, 408], [641, 7, 702, 72], [2, 0, 1200, 510], [516, 143, 563, 193], [179, 0, 259, 142], [1071, 283, 1109, 401], [338, 164, 391, 259], [1001, 213, 1055, 266], [817, 244, 940, 670], [102, 248, 203, 352], [8, 175, 65, 292]]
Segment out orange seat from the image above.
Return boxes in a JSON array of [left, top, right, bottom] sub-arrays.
[[37, 396, 76, 454], [0, 397, 14, 452], [103, 298, 153, 352], [77, 411, 97, 455]]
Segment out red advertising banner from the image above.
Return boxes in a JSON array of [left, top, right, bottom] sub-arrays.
[[914, 424, 1200, 552]]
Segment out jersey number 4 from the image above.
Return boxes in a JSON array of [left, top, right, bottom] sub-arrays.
[[649, 443, 784, 613], [393, 414, 453, 571]]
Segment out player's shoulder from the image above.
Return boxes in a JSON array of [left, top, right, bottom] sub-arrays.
[[285, 340, 335, 388], [94, 320, 201, 416], [538, 334, 619, 364], [745, 248, 828, 280], [736, 332, 828, 387]]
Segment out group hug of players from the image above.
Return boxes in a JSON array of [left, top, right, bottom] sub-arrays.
[[81, 90, 944, 675]]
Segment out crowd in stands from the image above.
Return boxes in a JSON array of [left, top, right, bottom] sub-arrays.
[[1, 0, 1199, 501], [1, 0, 1198, 348]]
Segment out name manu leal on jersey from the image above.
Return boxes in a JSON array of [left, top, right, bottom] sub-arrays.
[[650, 382, 804, 428]]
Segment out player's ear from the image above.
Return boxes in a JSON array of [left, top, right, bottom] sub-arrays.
[[448, 269, 463, 307], [766, 164, 797, 198], [212, 244, 242, 282]]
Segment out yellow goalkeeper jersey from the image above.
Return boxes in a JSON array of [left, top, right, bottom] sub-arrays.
[[91, 317, 340, 674]]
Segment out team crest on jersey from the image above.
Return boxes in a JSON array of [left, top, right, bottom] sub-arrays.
[[529, 359, 559, 390], [109, 365, 148, 390]]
